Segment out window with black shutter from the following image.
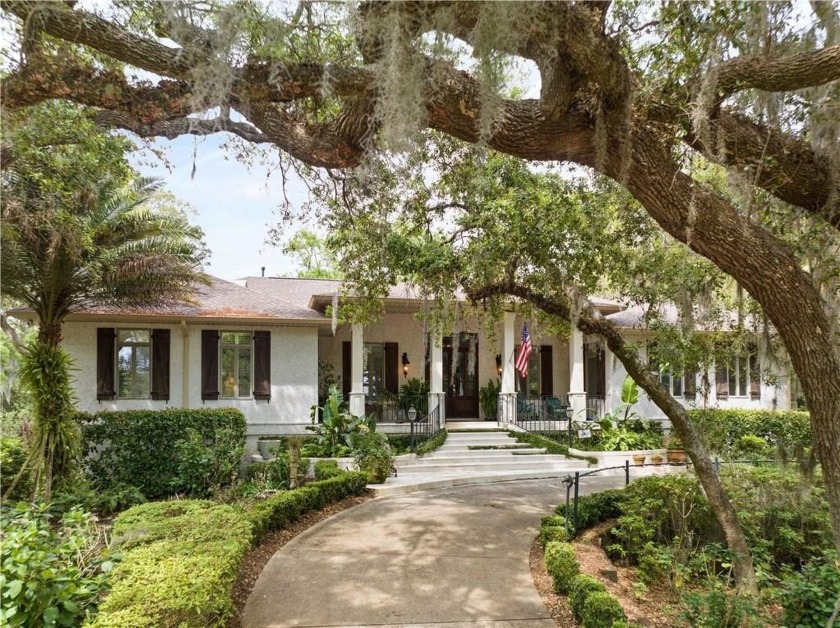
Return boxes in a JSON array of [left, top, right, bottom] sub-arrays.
[[253, 331, 271, 400]]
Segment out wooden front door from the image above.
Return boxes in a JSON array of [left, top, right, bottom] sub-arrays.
[[443, 333, 479, 418]]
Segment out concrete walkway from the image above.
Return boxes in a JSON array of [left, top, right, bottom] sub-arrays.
[[243, 476, 625, 627]]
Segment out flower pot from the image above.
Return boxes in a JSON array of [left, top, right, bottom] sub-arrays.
[[258, 439, 282, 459], [667, 449, 687, 464], [650, 455, 664, 466], [632, 454, 646, 466]]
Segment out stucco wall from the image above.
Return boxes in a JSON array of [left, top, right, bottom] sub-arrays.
[[62, 320, 319, 439]]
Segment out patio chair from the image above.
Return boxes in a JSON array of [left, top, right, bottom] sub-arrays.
[[545, 397, 568, 420], [516, 393, 538, 420]]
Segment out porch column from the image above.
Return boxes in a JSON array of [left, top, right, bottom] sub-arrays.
[[349, 323, 365, 416], [428, 332, 445, 429], [499, 311, 518, 423], [568, 327, 587, 421]]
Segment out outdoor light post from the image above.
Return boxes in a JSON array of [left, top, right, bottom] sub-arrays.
[[408, 406, 418, 449]]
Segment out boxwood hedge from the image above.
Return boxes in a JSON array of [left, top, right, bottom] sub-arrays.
[[689, 409, 811, 458]]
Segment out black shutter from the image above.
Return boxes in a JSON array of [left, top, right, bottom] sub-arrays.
[[684, 368, 697, 397], [96, 328, 116, 400], [384, 342, 399, 393], [716, 363, 729, 399], [749, 354, 760, 399], [151, 329, 170, 401], [342, 341, 351, 398], [253, 331, 271, 400], [201, 330, 220, 400], [596, 349, 606, 397], [540, 345, 553, 396]]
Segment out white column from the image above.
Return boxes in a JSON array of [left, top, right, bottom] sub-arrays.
[[568, 327, 587, 421], [499, 311, 518, 423], [349, 323, 365, 416], [428, 332, 445, 428]]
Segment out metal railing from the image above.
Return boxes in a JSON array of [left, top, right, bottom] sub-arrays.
[[377, 394, 429, 423], [515, 394, 571, 441], [410, 404, 440, 449]]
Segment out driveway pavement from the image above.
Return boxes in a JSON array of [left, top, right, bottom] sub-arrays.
[[243, 476, 624, 627]]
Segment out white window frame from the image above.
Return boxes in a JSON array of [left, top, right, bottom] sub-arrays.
[[219, 331, 253, 399], [725, 355, 752, 398], [116, 329, 152, 399]]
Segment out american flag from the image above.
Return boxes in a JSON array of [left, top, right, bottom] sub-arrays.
[[515, 323, 532, 378]]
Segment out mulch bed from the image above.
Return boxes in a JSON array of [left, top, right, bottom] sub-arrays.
[[228, 493, 372, 627]]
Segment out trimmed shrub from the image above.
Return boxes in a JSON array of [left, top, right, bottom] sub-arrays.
[[556, 489, 626, 536], [314, 459, 343, 480], [544, 541, 579, 594], [779, 550, 840, 628], [0, 503, 113, 626], [689, 409, 811, 458], [248, 471, 368, 544], [581, 592, 626, 628], [539, 515, 568, 547], [90, 500, 251, 628], [0, 437, 30, 501], [78, 408, 246, 499], [569, 574, 608, 621], [415, 429, 447, 456]]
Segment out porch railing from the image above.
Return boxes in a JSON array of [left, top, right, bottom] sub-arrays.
[[515, 394, 570, 441], [375, 394, 429, 423]]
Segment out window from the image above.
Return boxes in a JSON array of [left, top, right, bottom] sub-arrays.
[[516, 345, 553, 398], [201, 330, 270, 401], [220, 332, 252, 398], [363, 343, 386, 400], [518, 351, 541, 397], [716, 350, 759, 400], [97, 328, 170, 401], [117, 329, 151, 398], [648, 343, 696, 398]]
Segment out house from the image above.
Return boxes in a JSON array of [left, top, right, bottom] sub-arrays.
[[20, 276, 791, 454]]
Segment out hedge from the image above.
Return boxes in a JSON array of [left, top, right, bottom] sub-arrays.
[[544, 541, 579, 594], [555, 489, 626, 537], [689, 409, 811, 458], [569, 574, 608, 622], [78, 408, 246, 499], [248, 471, 369, 544], [581, 591, 626, 628], [92, 471, 370, 626], [509, 431, 598, 464], [90, 500, 252, 628], [415, 429, 447, 455]]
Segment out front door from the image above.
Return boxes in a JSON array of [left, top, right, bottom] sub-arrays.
[[443, 333, 479, 418]]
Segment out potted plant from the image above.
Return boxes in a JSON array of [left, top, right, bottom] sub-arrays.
[[258, 435, 283, 459], [650, 454, 664, 466], [666, 434, 687, 464], [632, 453, 646, 466], [479, 379, 501, 421]]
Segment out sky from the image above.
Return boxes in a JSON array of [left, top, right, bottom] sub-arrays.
[[130, 135, 309, 282]]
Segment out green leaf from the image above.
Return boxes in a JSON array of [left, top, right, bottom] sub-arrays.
[[6, 580, 23, 599]]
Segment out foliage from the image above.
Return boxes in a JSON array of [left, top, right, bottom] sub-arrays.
[[680, 581, 767, 628], [556, 489, 626, 537], [0, 502, 114, 627], [580, 592, 626, 628], [778, 550, 840, 628], [0, 437, 30, 502], [539, 515, 568, 547], [415, 429, 447, 455], [17, 341, 79, 499], [569, 574, 608, 622], [248, 472, 369, 545], [305, 385, 388, 457], [544, 541, 579, 594], [313, 459, 344, 480], [283, 229, 342, 278], [78, 408, 246, 500], [92, 500, 251, 628], [355, 446, 393, 483], [586, 419, 663, 452], [478, 378, 501, 420], [399, 378, 429, 415], [52, 482, 147, 518], [689, 409, 811, 459]]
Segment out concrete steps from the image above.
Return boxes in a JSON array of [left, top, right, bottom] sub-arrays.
[[375, 429, 586, 496]]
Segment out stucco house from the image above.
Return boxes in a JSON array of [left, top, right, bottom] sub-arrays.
[[21, 276, 791, 453]]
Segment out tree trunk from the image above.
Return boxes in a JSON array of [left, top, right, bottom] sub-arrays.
[[605, 130, 840, 556]]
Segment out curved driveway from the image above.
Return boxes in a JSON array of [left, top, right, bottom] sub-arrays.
[[243, 477, 623, 627]]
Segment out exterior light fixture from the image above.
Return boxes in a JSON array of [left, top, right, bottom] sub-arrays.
[[402, 352, 410, 378], [408, 406, 417, 422], [495, 354, 503, 376]]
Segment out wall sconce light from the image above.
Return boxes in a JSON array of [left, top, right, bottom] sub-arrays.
[[495, 354, 503, 376], [402, 352, 410, 378]]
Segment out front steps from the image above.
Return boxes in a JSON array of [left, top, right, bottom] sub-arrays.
[[372, 428, 588, 497]]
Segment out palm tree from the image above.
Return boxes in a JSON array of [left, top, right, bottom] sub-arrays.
[[1, 170, 207, 498]]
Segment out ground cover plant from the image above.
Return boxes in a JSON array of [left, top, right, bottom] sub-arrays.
[[559, 467, 837, 627]]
